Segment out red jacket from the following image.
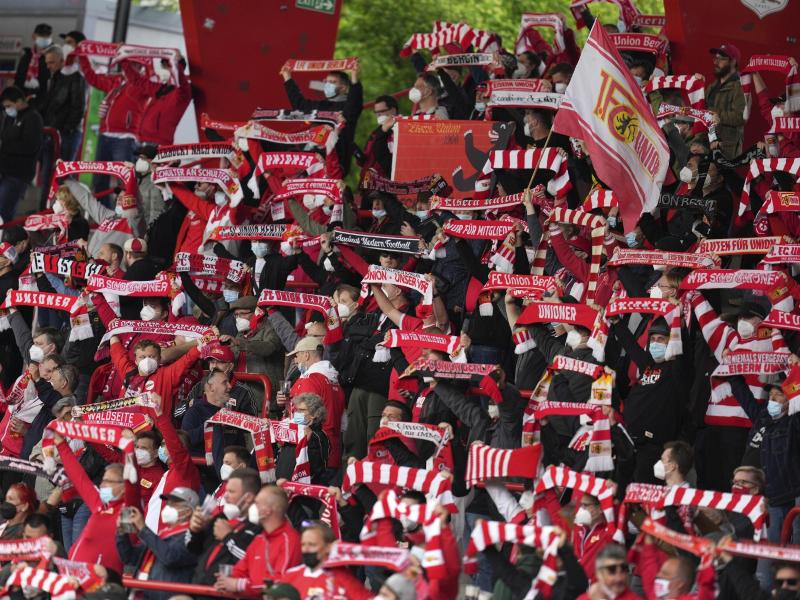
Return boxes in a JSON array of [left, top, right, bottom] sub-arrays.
[[232, 519, 301, 594], [279, 565, 371, 600], [290, 361, 345, 469], [172, 186, 245, 256], [57, 439, 125, 574], [572, 521, 619, 582], [109, 338, 200, 416], [78, 56, 149, 136], [122, 61, 192, 146], [93, 444, 165, 509]]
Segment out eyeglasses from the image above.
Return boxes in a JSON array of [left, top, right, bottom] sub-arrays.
[[600, 563, 629, 575], [776, 578, 799, 588], [713, 54, 730, 63]]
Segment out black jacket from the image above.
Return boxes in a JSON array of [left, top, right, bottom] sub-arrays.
[[189, 517, 260, 586], [37, 70, 86, 133], [283, 78, 363, 176], [0, 107, 43, 180]]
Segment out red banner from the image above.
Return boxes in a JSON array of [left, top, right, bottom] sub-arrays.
[[392, 120, 509, 199]]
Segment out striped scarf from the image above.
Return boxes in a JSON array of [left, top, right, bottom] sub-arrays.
[[464, 442, 543, 486], [256, 289, 342, 345], [740, 54, 800, 119], [474, 149, 570, 200], [362, 490, 448, 579], [281, 481, 340, 538], [399, 21, 498, 57], [174, 252, 248, 284], [343, 460, 457, 512], [643, 75, 706, 108], [581, 188, 618, 212], [203, 409, 275, 483], [738, 157, 800, 218], [547, 207, 607, 305], [4, 567, 77, 600], [465, 519, 560, 600], [516, 13, 566, 54]]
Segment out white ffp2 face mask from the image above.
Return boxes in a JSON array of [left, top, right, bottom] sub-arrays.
[[247, 503, 260, 525], [220, 463, 235, 481], [235, 317, 251, 333], [565, 329, 583, 350], [161, 505, 179, 525], [653, 459, 666, 480], [574, 507, 593, 526], [29, 345, 44, 363], [140, 305, 158, 321], [408, 87, 422, 104], [137, 356, 158, 376], [737, 319, 756, 339], [135, 158, 150, 175]]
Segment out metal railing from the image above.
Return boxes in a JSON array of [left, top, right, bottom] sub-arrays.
[[122, 576, 260, 599]]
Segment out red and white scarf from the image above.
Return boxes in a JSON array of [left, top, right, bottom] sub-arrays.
[[697, 236, 788, 255], [680, 269, 793, 310], [399, 21, 498, 57], [763, 308, 800, 332], [52, 558, 104, 593], [442, 219, 517, 241], [384, 330, 462, 359], [547, 207, 606, 304], [431, 192, 525, 212], [249, 152, 324, 197], [581, 188, 619, 212], [48, 161, 136, 201], [256, 289, 342, 344], [741, 54, 800, 119], [516, 301, 599, 330], [23, 213, 69, 240], [776, 116, 800, 134], [656, 104, 716, 133], [0, 536, 53, 562], [272, 178, 342, 204], [96, 318, 212, 350], [250, 107, 341, 124], [281, 481, 340, 538], [427, 53, 499, 71], [23, 48, 42, 89], [712, 351, 789, 377], [465, 519, 560, 600], [1, 291, 91, 342], [361, 265, 434, 304], [269, 419, 311, 483], [342, 460, 456, 512], [174, 252, 247, 284], [516, 13, 566, 54], [152, 165, 243, 206], [203, 409, 275, 483], [211, 224, 288, 241], [535, 465, 622, 542], [475, 149, 569, 200], [661, 485, 767, 540], [324, 543, 410, 571], [283, 57, 358, 72], [362, 490, 448, 578], [718, 537, 800, 563], [73, 40, 119, 57], [608, 247, 719, 269], [609, 33, 668, 56], [482, 272, 562, 297], [152, 142, 242, 166], [43, 420, 136, 483], [86, 275, 170, 297], [371, 421, 453, 472], [3, 567, 77, 600], [570, 0, 640, 30], [465, 442, 543, 486], [406, 359, 502, 404], [738, 157, 800, 217], [235, 121, 332, 148], [643, 75, 706, 108], [601, 297, 683, 359], [486, 91, 564, 113]]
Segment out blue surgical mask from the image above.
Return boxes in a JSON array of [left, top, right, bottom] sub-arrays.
[[415, 210, 429, 220], [607, 215, 617, 228], [649, 342, 667, 362], [292, 412, 306, 425], [297, 362, 308, 375], [625, 232, 639, 248], [474, 102, 486, 112], [4, 107, 17, 119], [223, 289, 239, 304], [114, 205, 124, 217], [323, 81, 338, 99], [767, 400, 784, 418], [98, 486, 116, 504], [251, 242, 268, 258], [372, 209, 386, 219], [158, 446, 169, 464]]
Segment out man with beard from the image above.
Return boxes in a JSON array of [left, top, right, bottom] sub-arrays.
[[701, 44, 746, 159]]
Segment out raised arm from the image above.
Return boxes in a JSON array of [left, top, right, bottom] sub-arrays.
[[64, 178, 114, 225]]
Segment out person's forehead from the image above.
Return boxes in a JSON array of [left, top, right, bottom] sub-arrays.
[[776, 566, 800, 577]]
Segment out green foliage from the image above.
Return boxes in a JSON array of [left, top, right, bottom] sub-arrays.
[[335, 0, 663, 186]]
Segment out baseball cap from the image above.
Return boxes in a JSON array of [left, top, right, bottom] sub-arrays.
[[709, 43, 741, 65], [59, 30, 86, 44], [160, 486, 199, 508], [230, 295, 257, 311], [763, 372, 787, 393], [287, 336, 323, 356], [134, 143, 158, 160], [738, 300, 769, 321], [123, 238, 147, 253], [208, 343, 235, 363]]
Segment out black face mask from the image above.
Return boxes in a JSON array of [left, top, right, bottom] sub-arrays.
[[301, 552, 321, 569], [0, 502, 17, 520]]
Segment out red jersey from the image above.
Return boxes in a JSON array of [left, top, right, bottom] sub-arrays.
[[572, 521, 619, 581], [232, 519, 301, 594], [279, 565, 372, 600], [56, 439, 125, 575]]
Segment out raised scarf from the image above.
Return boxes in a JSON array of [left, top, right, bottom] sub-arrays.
[[29, 252, 105, 280], [741, 54, 800, 118], [399, 21, 498, 57], [174, 252, 248, 284], [269, 419, 311, 483], [697, 236, 787, 255], [431, 191, 524, 212], [361, 265, 434, 304], [250, 108, 340, 124], [151, 166, 243, 206], [50, 160, 136, 197], [482, 272, 562, 297], [608, 248, 719, 269], [324, 543, 410, 571], [235, 121, 331, 148], [442, 219, 516, 240], [486, 90, 564, 113], [272, 177, 342, 204], [384, 330, 462, 358], [281, 480, 340, 538], [712, 351, 790, 376], [332, 228, 420, 255], [256, 289, 342, 344], [283, 57, 358, 72], [427, 53, 498, 70], [86, 274, 170, 297], [361, 169, 449, 197], [516, 301, 599, 330], [1, 291, 91, 342], [475, 148, 569, 200], [3, 567, 77, 600], [547, 207, 607, 304], [644, 75, 706, 108], [371, 421, 453, 472], [516, 13, 566, 54], [609, 33, 668, 56], [404, 358, 501, 404], [203, 409, 274, 483], [738, 157, 800, 218], [152, 142, 243, 167], [211, 224, 288, 241], [570, 0, 640, 30], [464, 442, 542, 486]]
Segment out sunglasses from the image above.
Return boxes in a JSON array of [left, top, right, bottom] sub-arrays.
[[600, 563, 629, 575], [776, 578, 799, 587]]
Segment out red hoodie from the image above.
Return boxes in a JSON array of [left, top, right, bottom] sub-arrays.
[[122, 61, 192, 146], [232, 518, 301, 594], [78, 56, 149, 137]]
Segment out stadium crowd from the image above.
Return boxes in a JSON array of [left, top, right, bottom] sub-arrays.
[[1, 1, 800, 599]]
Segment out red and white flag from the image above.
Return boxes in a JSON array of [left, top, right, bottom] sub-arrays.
[[552, 22, 669, 233]]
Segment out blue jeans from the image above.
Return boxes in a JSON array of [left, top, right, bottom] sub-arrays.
[[464, 512, 494, 592], [0, 175, 29, 222], [61, 502, 91, 552], [93, 134, 136, 203]]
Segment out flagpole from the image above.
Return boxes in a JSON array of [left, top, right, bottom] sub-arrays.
[[525, 128, 554, 193]]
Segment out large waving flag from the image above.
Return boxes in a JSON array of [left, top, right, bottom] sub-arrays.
[[553, 21, 669, 233]]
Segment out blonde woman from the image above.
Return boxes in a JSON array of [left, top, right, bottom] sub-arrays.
[[52, 184, 89, 241]]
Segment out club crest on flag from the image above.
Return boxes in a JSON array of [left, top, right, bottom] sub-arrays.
[[741, 0, 788, 19]]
